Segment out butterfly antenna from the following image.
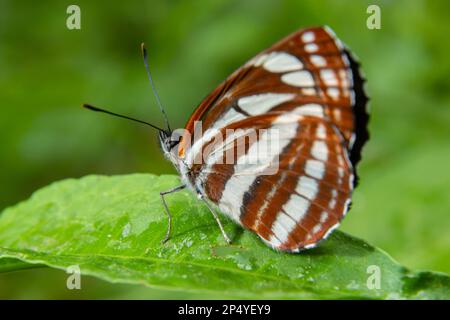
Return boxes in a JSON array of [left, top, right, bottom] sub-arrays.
[[83, 104, 164, 132], [141, 43, 171, 132]]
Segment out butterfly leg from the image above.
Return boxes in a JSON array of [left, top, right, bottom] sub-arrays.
[[160, 184, 186, 244], [202, 198, 232, 244]]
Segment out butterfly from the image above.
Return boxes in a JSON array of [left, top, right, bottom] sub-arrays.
[[85, 26, 369, 252]]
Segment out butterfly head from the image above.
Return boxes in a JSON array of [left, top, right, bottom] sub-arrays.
[[159, 130, 182, 164]]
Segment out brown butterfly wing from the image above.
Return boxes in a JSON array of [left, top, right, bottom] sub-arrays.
[[178, 26, 368, 251], [197, 113, 352, 251], [180, 26, 368, 162]]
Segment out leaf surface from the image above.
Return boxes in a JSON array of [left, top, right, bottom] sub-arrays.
[[0, 174, 448, 299]]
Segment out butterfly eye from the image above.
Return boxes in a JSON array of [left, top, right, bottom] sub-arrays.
[[166, 131, 183, 151], [168, 138, 180, 150]]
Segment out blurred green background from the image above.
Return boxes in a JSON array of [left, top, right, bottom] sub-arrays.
[[0, 0, 449, 299]]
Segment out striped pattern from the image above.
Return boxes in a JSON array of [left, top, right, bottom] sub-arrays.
[[172, 26, 369, 251], [200, 116, 353, 251]]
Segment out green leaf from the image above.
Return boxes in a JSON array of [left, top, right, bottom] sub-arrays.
[[0, 257, 42, 273], [0, 174, 448, 299]]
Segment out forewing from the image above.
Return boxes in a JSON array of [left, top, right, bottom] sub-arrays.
[[179, 26, 369, 170]]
